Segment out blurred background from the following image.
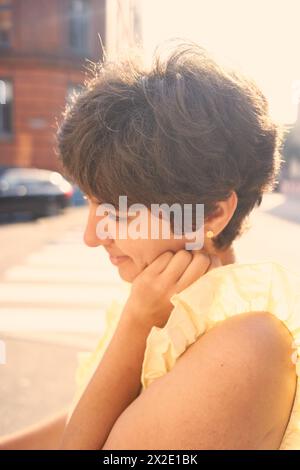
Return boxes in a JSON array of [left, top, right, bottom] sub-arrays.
[[0, 0, 300, 437]]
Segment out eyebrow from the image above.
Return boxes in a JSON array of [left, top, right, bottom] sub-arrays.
[[89, 197, 122, 213], [88, 197, 137, 217]]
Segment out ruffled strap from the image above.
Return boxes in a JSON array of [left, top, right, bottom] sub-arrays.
[[66, 299, 123, 422], [67, 283, 131, 421], [74, 281, 131, 393], [74, 299, 123, 391], [141, 261, 300, 391]]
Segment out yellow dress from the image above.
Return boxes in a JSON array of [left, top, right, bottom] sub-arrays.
[[68, 261, 300, 450]]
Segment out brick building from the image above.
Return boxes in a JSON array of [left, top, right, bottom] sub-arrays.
[[0, 0, 141, 171]]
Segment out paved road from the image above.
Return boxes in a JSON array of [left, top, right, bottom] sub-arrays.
[[234, 192, 300, 272], [0, 193, 299, 438], [0, 206, 128, 437]]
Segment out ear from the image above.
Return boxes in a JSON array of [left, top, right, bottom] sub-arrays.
[[205, 191, 238, 237]]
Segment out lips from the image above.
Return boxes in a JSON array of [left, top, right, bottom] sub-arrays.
[[107, 252, 125, 257], [109, 254, 129, 266]]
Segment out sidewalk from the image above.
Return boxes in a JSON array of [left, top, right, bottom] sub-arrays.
[[0, 335, 80, 436], [0, 207, 128, 436]]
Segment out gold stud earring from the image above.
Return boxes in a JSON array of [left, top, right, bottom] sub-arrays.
[[206, 230, 214, 238]]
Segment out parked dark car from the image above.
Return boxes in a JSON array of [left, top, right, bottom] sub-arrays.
[[0, 166, 74, 220]]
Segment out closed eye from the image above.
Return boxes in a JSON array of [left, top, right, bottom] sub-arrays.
[[108, 212, 128, 222]]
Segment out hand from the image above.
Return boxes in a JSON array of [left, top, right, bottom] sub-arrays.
[[123, 250, 222, 330]]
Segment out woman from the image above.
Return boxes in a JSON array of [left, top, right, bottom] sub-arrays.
[[2, 40, 300, 450]]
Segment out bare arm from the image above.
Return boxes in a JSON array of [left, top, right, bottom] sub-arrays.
[[59, 251, 218, 449], [103, 312, 297, 450], [0, 408, 69, 450], [59, 312, 151, 449]]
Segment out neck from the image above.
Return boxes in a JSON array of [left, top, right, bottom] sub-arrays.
[[216, 245, 236, 266]]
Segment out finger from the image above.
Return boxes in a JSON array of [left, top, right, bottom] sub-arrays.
[[191, 250, 222, 270], [174, 251, 212, 293], [144, 251, 175, 275], [160, 249, 193, 283]]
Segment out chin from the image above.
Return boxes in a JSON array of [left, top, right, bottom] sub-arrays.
[[118, 265, 141, 283], [119, 272, 133, 283]]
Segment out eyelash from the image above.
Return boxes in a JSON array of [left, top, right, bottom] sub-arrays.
[[107, 212, 127, 222], [84, 195, 128, 222]]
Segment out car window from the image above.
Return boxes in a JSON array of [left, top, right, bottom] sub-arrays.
[[0, 169, 62, 196]]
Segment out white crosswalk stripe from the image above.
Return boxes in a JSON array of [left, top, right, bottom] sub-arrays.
[[0, 226, 129, 348]]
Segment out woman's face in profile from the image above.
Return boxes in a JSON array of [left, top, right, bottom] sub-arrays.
[[83, 197, 193, 283]]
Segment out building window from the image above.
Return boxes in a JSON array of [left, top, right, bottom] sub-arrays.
[[0, 79, 13, 138], [0, 0, 12, 48], [69, 0, 91, 54]]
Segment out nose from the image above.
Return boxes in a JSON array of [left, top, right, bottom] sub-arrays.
[[83, 203, 113, 248], [83, 225, 100, 247]]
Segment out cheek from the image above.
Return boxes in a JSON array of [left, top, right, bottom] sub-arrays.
[[116, 240, 151, 270], [128, 243, 149, 266], [117, 232, 185, 270], [130, 241, 165, 268]]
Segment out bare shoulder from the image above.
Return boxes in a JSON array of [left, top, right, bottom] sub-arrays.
[[103, 311, 297, 450], [190, 310, 296, 369], [174, 310, 297, 446]]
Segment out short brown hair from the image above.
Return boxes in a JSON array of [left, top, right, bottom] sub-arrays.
[[56, 40, 285, 251]]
